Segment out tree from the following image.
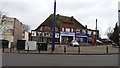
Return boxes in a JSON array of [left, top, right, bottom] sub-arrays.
[[109, 23, 119, 43], [105, 26, 113, 38], [22, 24, 30, 32]]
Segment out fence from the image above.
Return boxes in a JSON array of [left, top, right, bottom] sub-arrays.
[[1, 44, 119, 54]]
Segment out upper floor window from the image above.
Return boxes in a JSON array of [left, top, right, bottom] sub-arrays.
[[39, 27, 43, 31], [55, 27, 58, 32], [62, 28, 64, 32], [0, 20, 14, 25], [82, 30, 86, 34], [88, 31, 92, 35], [0, 29, 14, 33], [71, 29, 73, 32], [76, 29, 80, 32], [93, 31, 96, 35], [66, 28, 70, 32]]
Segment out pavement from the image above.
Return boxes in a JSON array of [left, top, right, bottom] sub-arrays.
[[1, 45, 120, 55]]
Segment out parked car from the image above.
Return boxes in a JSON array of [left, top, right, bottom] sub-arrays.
[[112, 42, 119, 46], [100, 39, 113, 45], [96, 40, 103, 45], [69, 40, 79, 47]]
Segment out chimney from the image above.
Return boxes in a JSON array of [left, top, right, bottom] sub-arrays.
[[85, 25, 87, 29], [57, 14, 59, 20], [71, 16, 73, 21], [57, 14, 59, 16]]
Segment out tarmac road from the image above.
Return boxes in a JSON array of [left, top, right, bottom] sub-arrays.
[[2, 53, 118, 66]]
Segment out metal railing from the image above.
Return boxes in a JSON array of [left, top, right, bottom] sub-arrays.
[[1, 45, 119, 55]]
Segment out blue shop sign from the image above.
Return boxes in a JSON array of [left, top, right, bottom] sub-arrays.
[[60, 32, 75, 36], [76, 32, 88, 37]]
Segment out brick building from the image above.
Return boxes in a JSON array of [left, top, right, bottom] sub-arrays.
[[0, 16, 23, 46], [32, 14, 99, 45]]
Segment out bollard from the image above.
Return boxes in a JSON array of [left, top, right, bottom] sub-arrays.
[[2, 47, 4, 52], [38, 45, 41, 53], [51, 47, 53, 54], [10, 48, 12, 52], [106, 46, 108, 53], [27, 46, 29, 53], [78, 45, 80, 54], [64, 46, 66, 53]]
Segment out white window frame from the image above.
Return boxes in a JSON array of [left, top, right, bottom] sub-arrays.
[[66, 28, 70, 32], [62, 28, 64, 32], [71, 29, 73, 32]]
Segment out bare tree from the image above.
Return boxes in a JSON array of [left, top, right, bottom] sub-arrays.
[[0, 10, 7, 18], [23, 24, 30, 32], [105, 26, 114, 38]]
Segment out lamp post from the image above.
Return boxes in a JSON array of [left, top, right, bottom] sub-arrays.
[[52, 0, 56, 52], [96, 19, 97, 46]]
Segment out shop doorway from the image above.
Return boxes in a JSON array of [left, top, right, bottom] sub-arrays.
[[62, 36, 73, 44]]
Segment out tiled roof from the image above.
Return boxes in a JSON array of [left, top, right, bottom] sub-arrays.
[[35, 14, 86, 30]]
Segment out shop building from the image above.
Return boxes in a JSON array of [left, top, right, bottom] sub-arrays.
[[32, 14, 87, 44], [32, 14, 99, 45]]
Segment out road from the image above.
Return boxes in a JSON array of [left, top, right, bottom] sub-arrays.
[[2, 53, 118, 66]]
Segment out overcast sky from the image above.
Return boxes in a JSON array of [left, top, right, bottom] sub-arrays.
[[0, 0, 119, 36]]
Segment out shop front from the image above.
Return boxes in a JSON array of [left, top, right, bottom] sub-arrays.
[[76, 32, 88, 43], [37, 32, 59, 44], [60, 32, 75, 44]]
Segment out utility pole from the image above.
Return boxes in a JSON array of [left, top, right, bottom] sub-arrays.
[[95, 19, 97, 46], [96, 19, 97, 32], [52, 0, 56, 52], [96, 19, 98, 39]]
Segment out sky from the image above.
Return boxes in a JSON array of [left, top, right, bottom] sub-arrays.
[[0, 0, 119, 37]]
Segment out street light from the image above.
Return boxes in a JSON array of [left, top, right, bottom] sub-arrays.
[[95, 19, 97, 46], [52, 0, 56, 52]]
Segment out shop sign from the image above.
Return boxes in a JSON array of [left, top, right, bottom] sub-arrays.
[[55, 33, 59, 38], [31, 31, 36, 36], [76, 32, 88, 37], [60, 32, 75, 36]]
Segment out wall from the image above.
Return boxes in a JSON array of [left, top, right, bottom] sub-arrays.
[[14, 18, 23, 43], [22, 31, 29, 41]]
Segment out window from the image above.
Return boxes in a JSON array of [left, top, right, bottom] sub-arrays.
[[55, 27, 58, 31], [66, 28, 70, 32], [0, 29, 14, 33], [88, 31, 92, 34], [71, 29, 73, 32], [76, 29, 80, 32], [0, 20, 14, 25], [23, 34, 25, 38], [40, 27, 43, 31], [62, 28, 64, 31], [32, 31, 36, 36], [7, 29, 14, 33], [82, 30, 86, 34], [93, 31, 96, 35]]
